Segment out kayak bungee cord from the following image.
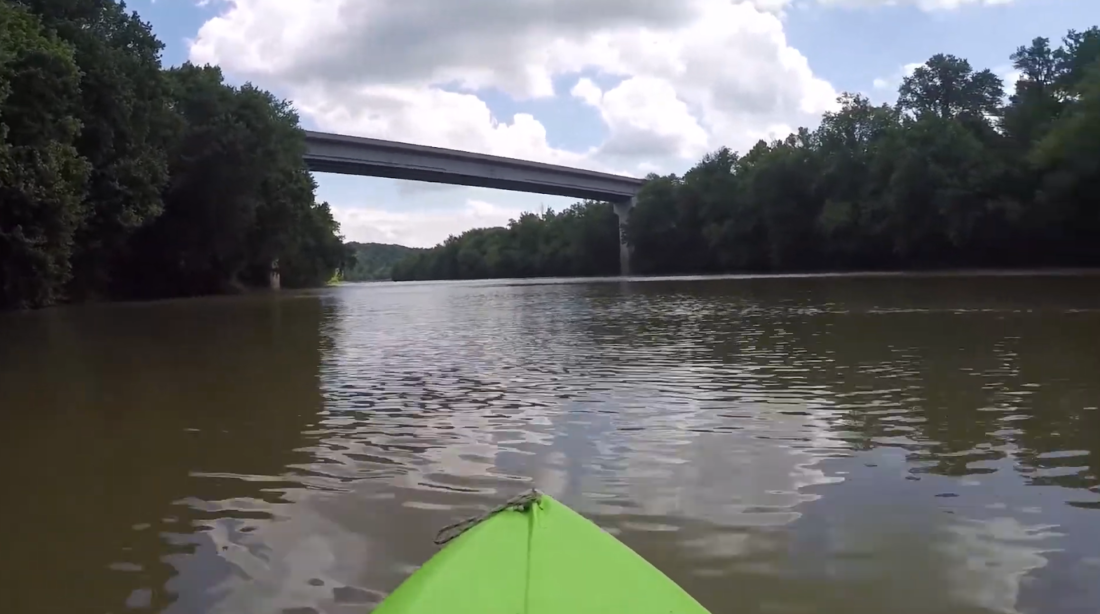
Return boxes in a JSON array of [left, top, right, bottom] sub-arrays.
[[374, 491, 711, 613], [434, 489, 542, 545]]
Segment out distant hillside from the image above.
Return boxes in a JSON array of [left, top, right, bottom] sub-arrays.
[[342, 242, 424, 281]]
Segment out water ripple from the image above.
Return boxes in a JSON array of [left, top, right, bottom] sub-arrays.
[[4, 275, 1100, 614]]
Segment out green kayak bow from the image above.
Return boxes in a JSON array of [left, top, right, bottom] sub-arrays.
[[374, 490, 710, 614]]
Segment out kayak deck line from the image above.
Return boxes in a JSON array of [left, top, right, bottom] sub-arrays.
[[434, 489, 543, 545], [374, 490, 712, 613]]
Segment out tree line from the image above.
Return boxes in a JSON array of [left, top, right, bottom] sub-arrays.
[[391, 202, 622, 281], [393, 27, 1100, 281], [1, 0, 345, 309], [342, 242, 423, 281]]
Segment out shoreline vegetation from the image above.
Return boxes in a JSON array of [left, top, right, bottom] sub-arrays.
[[3, 2, 1098, 308], [1, 0, 345, 310], [340, 243, 425, 282], [391, 27, 1100, 283]]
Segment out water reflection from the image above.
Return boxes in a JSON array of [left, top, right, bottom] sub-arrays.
[[1, 274, 1099, 614], [0, 295, 325, 613]]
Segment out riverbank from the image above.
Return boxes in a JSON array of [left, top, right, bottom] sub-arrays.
[[0, 2, 345, 311], [12, 267, 1096, 315], [391, 28, 1100, 284]]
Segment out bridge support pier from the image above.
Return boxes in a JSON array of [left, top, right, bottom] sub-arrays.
[[269, 259, 281, 290], [613, 197, 636, 277]]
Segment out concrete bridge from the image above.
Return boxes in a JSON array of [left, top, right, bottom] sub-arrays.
[[303, 130, 644, 275]]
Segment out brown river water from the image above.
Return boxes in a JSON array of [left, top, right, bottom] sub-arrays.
[[1, 273, 1099, 614]]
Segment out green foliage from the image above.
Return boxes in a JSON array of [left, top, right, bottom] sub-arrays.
[[391, 202, 620, 281], [400, 26, 1100, 282], [21, 0, 174, 298], [273, 200, 346, 289], [4, 9, 1099, 300], [0, 1, 345, 309], [624, 30, 1100, 276], [898, 54, 1004, 121], [0, 2, 89, 309], [1029, 59, 1100, 257], [342, 242, 424, 281], [116, 64, 344, 297]]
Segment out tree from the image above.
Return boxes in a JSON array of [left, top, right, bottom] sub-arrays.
[[625, 174, 685, 273], [1003, 38, 1065, 149], [1029, 62, 1100, 264], [812, 94, 901, 267], [275, 201, 347, 288], [398, 27, 1099, 282], [20, 0, 173, 298], [1, 0, 348, 310], [117, 64, 346, 297], [6, 13, 1100, 305], [741, 129, 824, 269], [391, 202, 621, 281], [0, 2, 89, 308], [1053, 27, 1100, 94], [342, 242, 425, 281], [898, 54, 1004, 124]]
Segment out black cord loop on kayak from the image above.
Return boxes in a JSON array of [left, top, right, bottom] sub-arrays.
[[434, 489, 542, 546]]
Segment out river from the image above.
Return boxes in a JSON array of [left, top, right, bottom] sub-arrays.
[[1, 273, 1099, 614]]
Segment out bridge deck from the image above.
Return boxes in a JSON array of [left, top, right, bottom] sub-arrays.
[[303, 131, 644, 203]]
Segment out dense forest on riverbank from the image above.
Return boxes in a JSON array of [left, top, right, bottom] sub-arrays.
[[393, 27, 1100, 281], [342, 243, 424, 281], [391, 202, 623, 280], [0, 0, 345, 309]]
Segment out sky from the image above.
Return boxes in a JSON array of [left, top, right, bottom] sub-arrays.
[[137, 0, 1098, 248]]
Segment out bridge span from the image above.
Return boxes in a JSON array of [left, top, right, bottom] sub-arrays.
[[303, 130, 644, 274]]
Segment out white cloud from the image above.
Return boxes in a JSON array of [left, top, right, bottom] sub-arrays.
[[816, 0, 1012, 9], [991, 63, 1025, 103], [570, 78, 602, 107], [571, 77, 711, 162], [332, 199, 530, 248], [870, 61, 924, 101], [872, 60, 1022, 105], [190, 0, 838, 174], [187, 0, 1012, 246], [294, 84, 594, 168], [994, 64, 1024, 88]]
